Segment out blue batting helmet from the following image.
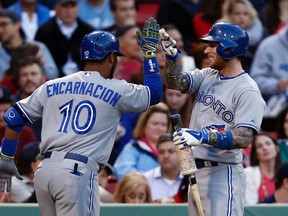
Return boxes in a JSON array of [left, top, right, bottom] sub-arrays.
[[81, 31, 125, 61], [199, 22, 249, 59]]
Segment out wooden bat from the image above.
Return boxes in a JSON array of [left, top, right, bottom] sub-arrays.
[[170, 114, 204, 216]]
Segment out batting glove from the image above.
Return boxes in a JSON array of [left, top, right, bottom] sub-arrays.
[[0, 153, 23, 192], [173, 127, 209, 149], [137, 17, 160, 58], [159, 28, 179, 59]]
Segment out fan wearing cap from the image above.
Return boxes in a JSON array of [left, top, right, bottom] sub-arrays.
[[0, 9, 58, 80], [98, 163, 115, 203], [0, 85, 36, 161], [34, 0, 95, 77], [259, 162, 288, 203], [159, 22, 266, 216], [10, 141, 42, 203]]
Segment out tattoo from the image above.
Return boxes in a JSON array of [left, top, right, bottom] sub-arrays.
[[208, 127, 254, 149], [165, 59, 190, 93]]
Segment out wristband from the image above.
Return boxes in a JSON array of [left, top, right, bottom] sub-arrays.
[[143, 57, 159, 74], [215, 130, 233, 150], [1, 138, 19, 157], [165, 52, 179, 61]]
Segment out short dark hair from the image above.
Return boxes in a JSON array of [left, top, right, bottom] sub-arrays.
[[275, 162, 288, 189], [157, 134, 173, 148]]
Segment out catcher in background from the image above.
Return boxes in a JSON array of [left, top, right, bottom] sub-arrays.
[[160, 22, 266, 216]]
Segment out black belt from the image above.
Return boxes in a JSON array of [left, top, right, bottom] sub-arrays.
[[43, 152, 88, 164], [195, 159, 218, 169]]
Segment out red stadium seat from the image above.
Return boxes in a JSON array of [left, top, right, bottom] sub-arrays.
[[136, 2, 160, 26]]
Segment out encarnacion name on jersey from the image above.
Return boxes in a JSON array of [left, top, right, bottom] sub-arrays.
[[46, 81, 122, 107]]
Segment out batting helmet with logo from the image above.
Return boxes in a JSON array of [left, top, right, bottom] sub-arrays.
[[81, 31, 125, 61], [199, 22, 249, 59]]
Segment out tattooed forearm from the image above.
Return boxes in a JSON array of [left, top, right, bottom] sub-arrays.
[[208, 127, 254, 149], [165, 59, 190, 93]]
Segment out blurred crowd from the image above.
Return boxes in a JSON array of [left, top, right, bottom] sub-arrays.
[[0, 0, 288, 205]]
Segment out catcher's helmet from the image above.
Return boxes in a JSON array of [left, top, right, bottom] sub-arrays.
[[81, 31, 125, 61], [199, 22, 249, 59]]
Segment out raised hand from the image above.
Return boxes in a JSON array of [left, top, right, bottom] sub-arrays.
[[159, 28, 178, 57], [137, 17, 160, 58]]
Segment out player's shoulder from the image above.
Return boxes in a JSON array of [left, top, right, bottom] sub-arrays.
[[233, 73, 260, 92]]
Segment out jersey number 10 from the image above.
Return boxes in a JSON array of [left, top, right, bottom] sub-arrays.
[[58, 100, 96, 135]]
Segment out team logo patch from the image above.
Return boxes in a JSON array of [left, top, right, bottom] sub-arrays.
[[8, 110, 16, 119], [84, 50, 89, 59]]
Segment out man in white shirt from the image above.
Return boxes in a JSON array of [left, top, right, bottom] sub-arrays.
[[144, 134, 183, 202]]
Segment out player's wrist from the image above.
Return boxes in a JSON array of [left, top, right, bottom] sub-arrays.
[[165, 51, 179, 61], [143, 57, 160, 74], [1, 138, 19, 157], [207, 130, 233, 150]]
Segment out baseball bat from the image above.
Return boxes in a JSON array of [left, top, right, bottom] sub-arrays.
[[170, 114, 204, 216]]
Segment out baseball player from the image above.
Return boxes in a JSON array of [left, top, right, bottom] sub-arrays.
[[0, 17, 162, 216], [160, 22, 266, 216]]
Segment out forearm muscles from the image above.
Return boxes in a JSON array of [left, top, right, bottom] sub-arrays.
[[208, 127, 254, 149], [165, 59, 190, 93]]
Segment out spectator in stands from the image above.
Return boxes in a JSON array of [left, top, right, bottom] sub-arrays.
[[193, 0, 228, 38], [163, 87, 193, 128], [116, 24, 142, 83], [113, 102, 170, 180], [34, 0, 94, 77], [105, 0, 137, 35], [78, 0, 115, 30], [0, 43, 54, 94], [13, 57, 46, 102], [244, 132, 282, 204], [249, 0, 269, 12], [274, 108, 288, 163], [249, 24, 288, 118], [173, 175, 189, 203], [144, 134, 182, 203], [12, 57, 46, 140], [157, 0, 204, 55], [259, 162, 288, 203], [161, 24, 196, 72], [0, 9, 58, 79], [114, 172, 152, 203], [8, 0, 51, 41], [10, 141, 42, 203], [259, 0, 288, 35], [218, 0, 268, 73], [0, 85, 36, 160], [99, 163, 115, 203]]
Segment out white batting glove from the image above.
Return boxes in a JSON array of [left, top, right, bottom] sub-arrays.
[[173, 128, 209, 149], [159, 28, 179, 58]]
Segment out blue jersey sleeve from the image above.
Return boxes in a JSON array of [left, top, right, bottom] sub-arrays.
[[144, 73, 162, 105]]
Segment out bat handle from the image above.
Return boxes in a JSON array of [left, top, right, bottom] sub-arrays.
[[189, 174, 205, 216]]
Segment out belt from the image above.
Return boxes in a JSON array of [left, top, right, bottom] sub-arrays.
[[43, 152, 88, 164], [195, 159, 218, 169]]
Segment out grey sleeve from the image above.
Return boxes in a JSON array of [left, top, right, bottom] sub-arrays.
[[117, 82, 150, 113], [17, 84, 47, 121], [234, 90, 266, 132]]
